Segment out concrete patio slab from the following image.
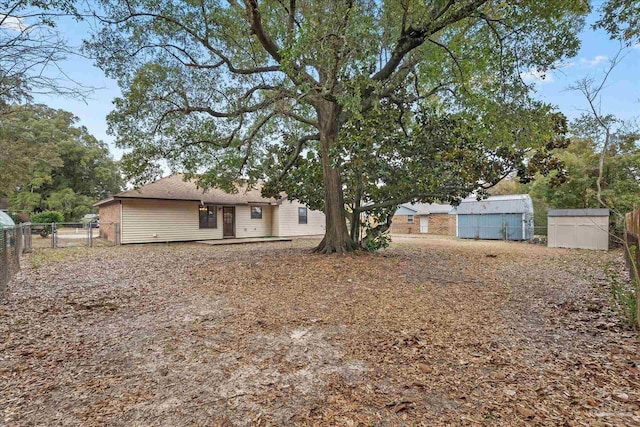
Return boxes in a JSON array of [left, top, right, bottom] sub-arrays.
[[196, 237, 293, 245]]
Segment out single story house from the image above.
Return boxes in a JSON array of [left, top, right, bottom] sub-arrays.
[[390, 203, 456, 236], [94, 174, 325, 244], [456, 194, 534, 241]]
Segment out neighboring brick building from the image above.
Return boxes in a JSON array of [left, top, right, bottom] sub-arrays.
[[390, 203, 455, 236]]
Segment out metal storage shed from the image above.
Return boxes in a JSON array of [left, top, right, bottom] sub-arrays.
[[547, 209, 609, 250], [456, 195, 534, 240]]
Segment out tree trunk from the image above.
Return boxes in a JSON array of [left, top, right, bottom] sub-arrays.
[[349, 181, 363, 243], [313, 101, 359, 254]]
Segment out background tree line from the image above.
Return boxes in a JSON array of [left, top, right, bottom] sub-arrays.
[[0, 104, 122, 221], [490, 114, 640, 234]]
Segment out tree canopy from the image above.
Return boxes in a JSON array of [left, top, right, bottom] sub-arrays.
[[530, 117, 640, 212], [596, 0, 640, 45], [89, 0, 589, 252], [0, 0, 86, 109], [2, 104, 123, 220]]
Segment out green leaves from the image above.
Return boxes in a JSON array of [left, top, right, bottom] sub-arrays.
[[88, 0, 589, 247], [595, 0, 640, 45], [2, 104, 123, 220]]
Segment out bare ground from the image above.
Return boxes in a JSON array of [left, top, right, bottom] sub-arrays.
[[1, 237, 639, 426]]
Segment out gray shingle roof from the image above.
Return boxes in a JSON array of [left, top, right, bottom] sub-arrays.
[[94, 174, 279, 206]]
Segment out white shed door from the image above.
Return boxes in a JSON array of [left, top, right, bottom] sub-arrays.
[[547, 216, 609, 250], [420, 216, 429, 233]]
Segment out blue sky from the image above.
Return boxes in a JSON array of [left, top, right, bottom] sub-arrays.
[[32, 10, 640, 161]]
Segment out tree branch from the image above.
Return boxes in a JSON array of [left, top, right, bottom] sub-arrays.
[[275, 132, 320, 182]]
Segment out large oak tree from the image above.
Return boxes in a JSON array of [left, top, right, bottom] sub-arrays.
[[89, 0, 588, 253]]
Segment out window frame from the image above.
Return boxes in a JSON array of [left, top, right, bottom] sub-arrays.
[[298, 207, 308, 225], [199, 205, 217, 229], [407, 215, 414, 223], [250, 206, 263, 219]]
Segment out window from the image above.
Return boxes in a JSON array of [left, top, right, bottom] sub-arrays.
[[407, 215, 414, 223], [250, 206, 263, 219], [298, 207, 308, 224], [199, 205, 217, 228]]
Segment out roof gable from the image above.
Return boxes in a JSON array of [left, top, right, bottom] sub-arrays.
[[96, 174, 279, 206], [395, 205, 418, 215], [396, 202, 455, 215]]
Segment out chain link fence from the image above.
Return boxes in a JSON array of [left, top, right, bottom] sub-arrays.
[[0, 224, 30, 297], [452, 225, 549, 242], [1, 222, 120, 299], [28, 222, 120, 249]]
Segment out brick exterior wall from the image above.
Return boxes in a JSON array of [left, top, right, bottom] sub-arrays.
[[391, 213, 456, 236], [98, 201, 121, 243], [427, 214, 456, 236], [390, 214, 421, 234]]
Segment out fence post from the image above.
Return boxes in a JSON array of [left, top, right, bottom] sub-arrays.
[[51, 223, 56, 248], [1, 229, 6, 297], [115, 222, 120, 246], [24, 223, 31, 253], [15, 226, 22, 270]]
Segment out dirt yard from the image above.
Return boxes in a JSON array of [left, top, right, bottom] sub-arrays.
[[1, 237, 639, 426]]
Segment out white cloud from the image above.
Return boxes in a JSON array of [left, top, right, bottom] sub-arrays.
[[560, 61, 576, 69], [0, 15, 27, 32], [580, 55, 609, 67], [521, 69, 555, 84]]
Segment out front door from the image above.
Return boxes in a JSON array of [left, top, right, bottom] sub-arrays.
[[223, 207, 235, 237], [420, 216, 429, 233]]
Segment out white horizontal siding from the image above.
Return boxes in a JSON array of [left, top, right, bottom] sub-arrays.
[[276, 200, 325, 236], [235, 205, 273, 238], [121, 200, 222, 244], [272, 206, 280, 236]]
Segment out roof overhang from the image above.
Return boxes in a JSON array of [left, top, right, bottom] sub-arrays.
[[95, 196, 279, 207]]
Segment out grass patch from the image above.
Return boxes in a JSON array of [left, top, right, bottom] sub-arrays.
[[605, 263, 638, 328], [29, 249, 78, 269]]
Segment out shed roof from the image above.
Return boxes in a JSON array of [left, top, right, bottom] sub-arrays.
[[456, 194, 533, 215], [395, 202, 455, 215], [94, 174, 280, 207], [548, 208, 610, 217]]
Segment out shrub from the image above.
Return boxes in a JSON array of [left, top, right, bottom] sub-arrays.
[[31, 210, 64, 224], [7, 212, 21, 224], [30, 211, 64, 237], [361, 226, 391, 252]]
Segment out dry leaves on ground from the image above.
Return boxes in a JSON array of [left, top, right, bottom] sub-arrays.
[[1, 236, 639, 426]]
